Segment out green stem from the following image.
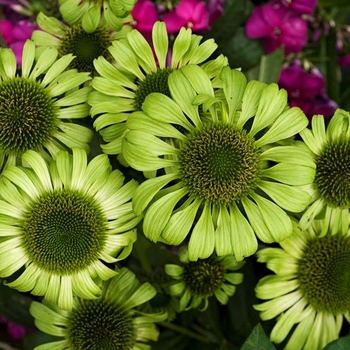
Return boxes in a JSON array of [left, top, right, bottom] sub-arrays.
[[159, 321, 211, 344]]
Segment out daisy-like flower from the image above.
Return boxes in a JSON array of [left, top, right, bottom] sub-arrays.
[[165, 246, 244, 311], [89, 20, 227, 157], [58, 0, 136, 32], [0, 148, 140, 310], [32, 12, 131, 75], [254, 217, 350, 350], [299, 109, 350, 231], [0, 39, 92, 171], [122, 64, 315, 261], [30, 267, 167, 350]]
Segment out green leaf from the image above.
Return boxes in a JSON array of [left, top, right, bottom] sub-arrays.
[[323, 336, 350, 349], [240, 324, 276, 350], [318, 0, 350, 6]]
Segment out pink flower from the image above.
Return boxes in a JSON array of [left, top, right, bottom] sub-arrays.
[[279, 59, 324, 99], [245, 2, 308, 54], [207, 0, 225, 25], [163, 0, 210, 34], [131, 0, 160, 40], [278, 60, 337, 119], [280, 0, 317, 14], [0, 19, 37, 65]]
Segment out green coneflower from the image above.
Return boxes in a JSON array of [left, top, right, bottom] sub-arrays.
[[0, 148, 140, 310], [254, 217, 350, 350], [30, 267, 167, 350], [122, 64, 315, 261], [165, 246, 244, 311], [32, 12, 131, 75], [299, 109, 350, 232], [58, 0, 136, 32], [89, 20, 227, 158], [0, 40, 92, 171]]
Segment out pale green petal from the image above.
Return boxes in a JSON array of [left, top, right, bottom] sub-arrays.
[[188, 203, 215, 260], [34, 319, 66, 337], [55, 150, 73, 188], [72, 270, 101, 299], [57, 276, 73, 310], [260, 144, 315, 167], [32, 30, 61, 47], [229, 205, 258, 261], [109, 41, 145, 80], [220, 67, 247, 122], [152, 21, 168, 69], [22, 151, 52, 191], [21, 40, 35, 78], [143, 188, 188, 242], [70, 148, 88, 191], [270, 297, 308, 344], [30, 47, 58, 80], [0, 247, 27, 276], [132, 173, 178, 215], [171, 27, 191, 68], [258, 181, 311, 212], [123, 282, 156, 310], [255, 107, 308, 148], [215, 206, 233, 256], [298, 198, 325, 231], [256, 275, 299, 299], [0, 48, 16, 78], [36, 11, 67, 36], [41, 54, 75, 86], [48, 72, 91, 96], [128, 29, 157, 73], [249, 83, 287, 137], [186, 38, 218, 65], [161, 198, 201, 245], [164, 264, 184, 277], [142, 93, 194, 131], [251, 193, 293, 242], [30, 301, 68, 327], [91, 76, 135, 97], [82, 6, 100, 32], [6, 263, 39, 291], [327, 108, 350, 141]]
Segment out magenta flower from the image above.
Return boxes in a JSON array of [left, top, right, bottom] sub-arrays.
[[0, 19, 37, 65], [207, 0, 225, 25], [279, 0, 317, 14], [163, 0, 210, 34], [0, 315, 35, 339], [131, 0, 159, 39], [245, 1, 308, 54], [278, 60, 338, 119]]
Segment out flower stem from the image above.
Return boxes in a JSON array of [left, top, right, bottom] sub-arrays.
[[159, 321, 211, 343]]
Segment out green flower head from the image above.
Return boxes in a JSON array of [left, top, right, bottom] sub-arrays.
[[165, 246, 244, 311], [0, 148, 140, 310], [0, 40, 93, 171], [89, 21, 227, 158], [58, 0, 136, 32], [122, 64, 315, 261], [299, 109, 350, 232], [32, 12, 131, 75], [254, 217, 350, 350], [30, 267, 167, 350]]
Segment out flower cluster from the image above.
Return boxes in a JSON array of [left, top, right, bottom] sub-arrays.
[[0, 1, 349, 350]]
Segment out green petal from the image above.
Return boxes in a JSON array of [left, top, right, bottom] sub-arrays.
[[186, 38, 218, 65], [55, 150, 73, 188], [152, 21, 168, 69], [30, 301, 67, 327], [32, 30, 61, 47], [128, 29, 157, 73], [41, 54, 75, 86], [123, 282, 156, 310], [30, 47, 58, 80], [161, 198, 201, 245], [258, 181, 311, 212], [214, 206, 234, 256], [220, 67, 247, 122], [132, 173, 178, 215], [229, 205, 258, 261], [261, 163, 315, 186], [249, 83, 287, 137], [237, 80, 266, 129], [48, 72, 91, 96], [36, 11, 67, 37], [251, 194, 293, 242], [82, 6, 100, 32], [171, 27, 191, 68], [164, 264, 184, 278], [0, 48, 16, 78], [21, 40, 35, 78], [298, 198, 325, 231], [255, 107, 308, 148], [260, 144, 315, 167], [188, 203, 215, 260], [143, 188, 188, 242], [327, 108, 350, 141], [109, 41, 145, 80], [142, 93, 194, 131], [71, 270, 101, 299]]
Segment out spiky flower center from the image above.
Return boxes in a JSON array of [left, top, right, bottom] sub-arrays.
[[0, 77, 57, 154], [22, 190, 107, 274], [68, 299, 134, 350], [183, 259, 225, 295], [179, 124, 261, 205], [315, 141, 350, 208], [59, 25, 112, 74], [134, 68, 172, 110], [298, 234, 350, 314]]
